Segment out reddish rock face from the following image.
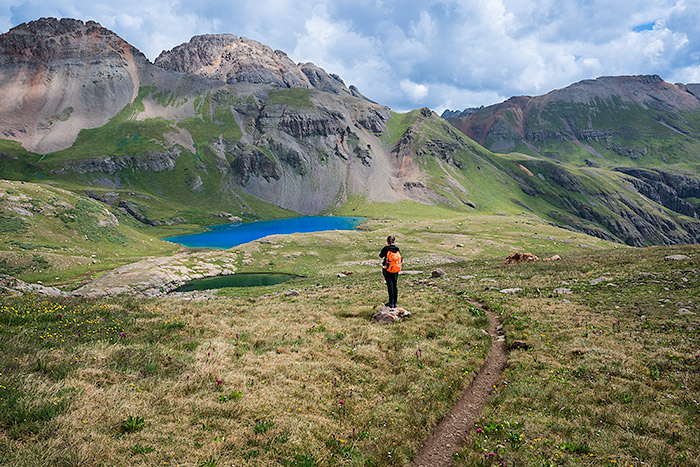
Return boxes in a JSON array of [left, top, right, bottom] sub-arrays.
[[0, 18, 145, 63], [0, 18, 147, 153], [445, 75, 700, 154], [0, 18, 216, 154]]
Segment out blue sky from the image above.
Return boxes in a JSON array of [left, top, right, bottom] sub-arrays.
[[3, 0, 700, 113]]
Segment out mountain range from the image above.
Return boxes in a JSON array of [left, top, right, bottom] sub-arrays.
[[1, 17, 699, 248]]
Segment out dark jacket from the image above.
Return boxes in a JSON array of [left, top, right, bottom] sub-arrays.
[[379, 245, 400, 269]]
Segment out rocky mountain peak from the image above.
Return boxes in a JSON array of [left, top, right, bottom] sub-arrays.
[[0, 18, 153, 154], [0, 17, 146, 65], [154, 33, 365, 98]]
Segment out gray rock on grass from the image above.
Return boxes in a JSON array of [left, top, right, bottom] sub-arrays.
[[589, 276, 609, 285], [0, 274, 72, 297], [372, 306, 411, 323]]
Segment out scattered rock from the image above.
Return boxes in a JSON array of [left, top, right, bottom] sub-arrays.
[[589, 276, 609, 285], [481, 329, 490, 336], [455, 243, 464, 248], [509, 341, 530, 350], [341, 271, 354, 276], [499, 288, 522, 294], [480, 278, 497, 283], [212, 212, 243, 223], [678, 308, 694, 315], [431, 269, 447, 278], [665, 254, 690, 261], [543, 254, 562, 261], [371, 306, 411, 323], [337, 273, 347, 278], [459, 275, 476, 280], [0, 274, 72, 298], [504, 252, 539, 264], [284, 289, 300, 297], [401, 270, 423, 275], [554, 287, 572, 294]]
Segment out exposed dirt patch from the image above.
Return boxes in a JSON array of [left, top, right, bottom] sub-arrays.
[[412, 301, 507, 467]]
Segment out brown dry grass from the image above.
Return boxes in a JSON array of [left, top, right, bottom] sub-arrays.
[[1, 272, 490, 466]]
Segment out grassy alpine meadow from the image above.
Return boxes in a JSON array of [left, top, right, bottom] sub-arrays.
[[0, 271, 491, 466], [433, 245, 699, 466], [1, 209, 698, 466]]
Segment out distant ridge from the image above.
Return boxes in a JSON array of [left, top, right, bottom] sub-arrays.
[[442, 74, 700, 165]]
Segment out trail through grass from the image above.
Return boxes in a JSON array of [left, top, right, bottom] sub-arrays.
[[1, 233, 698, 465]]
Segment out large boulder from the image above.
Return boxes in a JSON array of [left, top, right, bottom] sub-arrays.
[[372, 305, 411, 323], [505, 252, 539, 264]]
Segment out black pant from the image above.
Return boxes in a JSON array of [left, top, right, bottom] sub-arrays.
[[383, 269, 398, 307]]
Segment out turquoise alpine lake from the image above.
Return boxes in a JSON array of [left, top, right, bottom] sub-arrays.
[[173, 273, 299, 292], [164, 216, 365, 249]]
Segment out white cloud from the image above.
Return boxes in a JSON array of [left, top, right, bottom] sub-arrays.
[[3, 0, 700, 112], [400, 79, 429, 102]]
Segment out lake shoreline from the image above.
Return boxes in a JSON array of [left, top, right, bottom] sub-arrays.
[[163, 216, 366, 249]]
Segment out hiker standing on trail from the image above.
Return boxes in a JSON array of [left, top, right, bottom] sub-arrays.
[[379, 235, 402, 308]]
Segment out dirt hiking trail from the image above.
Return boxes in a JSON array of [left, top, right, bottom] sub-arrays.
[[412, 301, 507, 466]]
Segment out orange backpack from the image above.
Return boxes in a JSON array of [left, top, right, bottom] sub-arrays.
[[386, 250, 402, 273]]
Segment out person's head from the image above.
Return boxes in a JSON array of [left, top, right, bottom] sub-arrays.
[[386, 235, 396, 246]]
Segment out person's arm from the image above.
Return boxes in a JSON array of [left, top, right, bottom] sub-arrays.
[[379, 246, 388, 258]]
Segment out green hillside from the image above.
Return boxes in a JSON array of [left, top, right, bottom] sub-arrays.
[[1, 85, 699, 263], [0, 180, 180, 285]]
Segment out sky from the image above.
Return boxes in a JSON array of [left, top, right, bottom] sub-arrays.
[[2, 0, 700, 113]]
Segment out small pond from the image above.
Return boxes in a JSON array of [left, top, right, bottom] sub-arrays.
[[173, 273, 299, 292], [164, 216, 365, 249]]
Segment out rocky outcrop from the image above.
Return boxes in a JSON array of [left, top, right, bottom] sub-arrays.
[[279, 115, 341, 138], [0, 274, 72, 297], [53, 151, 178, 175], [614, 167, 700, 218], [74, 250, 239, 297], [559, 191, 700, 246], [154, 34, 359, 97], [511, 159, 700, 246], [230, 146, 280, 182]]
